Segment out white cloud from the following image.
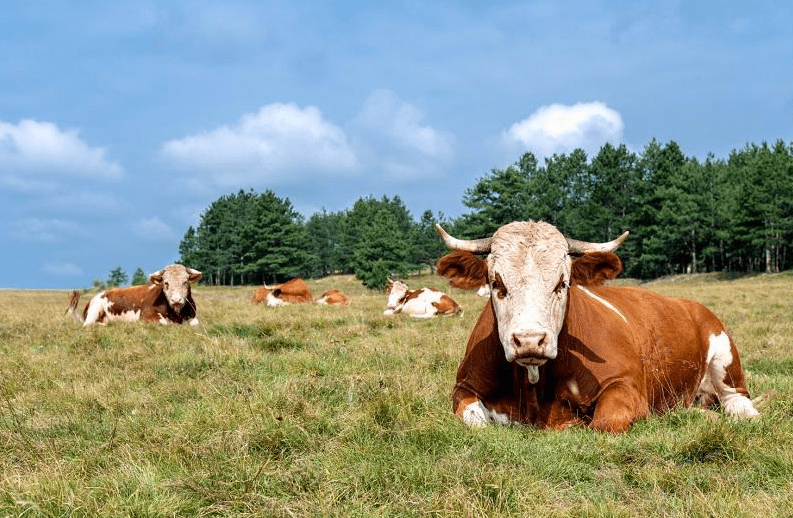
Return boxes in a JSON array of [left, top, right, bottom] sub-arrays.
[[161, 103, 359, 186], [351, 89, 454, 180], [0, 119, 124, 181], [41, 262, 83, 277], [132, 217, 175, 242], [502, 101, 624, 160], [161, 92, 455, 188]]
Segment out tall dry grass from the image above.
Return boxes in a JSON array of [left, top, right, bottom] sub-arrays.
[[1, 273, 791, 517]]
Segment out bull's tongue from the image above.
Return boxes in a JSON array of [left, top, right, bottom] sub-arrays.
[[515, 358, 545, 384], [516, 357, 546, 367], [520, 364, 540, 384]]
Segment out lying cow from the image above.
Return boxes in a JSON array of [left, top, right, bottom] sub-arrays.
[[315, 289, 352, 305], [435, 221, 758, 432], [251, 277, 313, 306], [67, 264, 202, 326], [383, 280, 462, 318]]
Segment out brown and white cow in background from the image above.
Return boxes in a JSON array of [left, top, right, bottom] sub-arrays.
[[383, 280, 462, 318], [251, 277, 313, 306], [315, 289, 352, 305], [435, 221, 758, 433], [68, 264, 202, 326]]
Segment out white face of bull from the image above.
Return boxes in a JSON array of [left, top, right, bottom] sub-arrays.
[[149, 264, 202, 312], [436, 220, 628, 384], [485, 222, 572, 376]]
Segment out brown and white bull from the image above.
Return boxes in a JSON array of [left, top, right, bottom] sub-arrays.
[[315, 289, 352, 305], [436, 221, 758, 432], [383, 280, 462, 318], [251, 277, 313, 306], [67, 264, 202, 326]]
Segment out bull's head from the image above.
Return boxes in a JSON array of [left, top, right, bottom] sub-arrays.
[[436, 221, 627, 383], [149, 264, 202, 312]]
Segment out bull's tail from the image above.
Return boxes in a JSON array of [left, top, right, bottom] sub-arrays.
[[66, 290, 84, 324]]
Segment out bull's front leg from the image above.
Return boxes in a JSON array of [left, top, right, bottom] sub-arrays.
[[535, 399, 588, 430], [590, 381, 649, 433], [453, 387, 521, 426]]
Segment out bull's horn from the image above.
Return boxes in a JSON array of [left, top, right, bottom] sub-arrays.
[[566, 231, 629, 255], [435, 224, 492, 254]]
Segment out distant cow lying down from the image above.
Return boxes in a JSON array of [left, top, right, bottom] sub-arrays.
[[67, 264, 202, 326], [251, 277, 313, 306], [383, 280, 462, 318], [315, 289, 352, 305]]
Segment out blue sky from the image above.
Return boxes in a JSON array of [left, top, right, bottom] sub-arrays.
[[1, 1, 791, 288]]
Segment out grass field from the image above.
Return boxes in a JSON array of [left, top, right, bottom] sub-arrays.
[[1, 272, 792, 517]]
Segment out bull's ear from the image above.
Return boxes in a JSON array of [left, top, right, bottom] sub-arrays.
[[570, 252, 623, 286], [186, 268, 202, 284], [436, 250, 488, 290], [149, 270, 164, 285], [273, 288, 282, 297]]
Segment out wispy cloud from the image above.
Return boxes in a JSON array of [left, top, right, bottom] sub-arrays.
[[41, 262, 83, 277], [5, 217, 85, 243], [161, 90, 455, 188], [0, 119, 124, 183], [161, 103, 359, 186], [501, 102, 624, 160], [132, 216, 175, 242], [351, 89, 454, 180]]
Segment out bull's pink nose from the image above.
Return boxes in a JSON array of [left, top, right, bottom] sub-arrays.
[[512, 330, 547, 356]]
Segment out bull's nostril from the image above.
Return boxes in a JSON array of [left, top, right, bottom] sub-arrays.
[[512, 331, 548, 355]]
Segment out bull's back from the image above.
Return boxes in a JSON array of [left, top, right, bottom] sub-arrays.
[[572, 286, 712, 412], [84, 284, 163, 324]]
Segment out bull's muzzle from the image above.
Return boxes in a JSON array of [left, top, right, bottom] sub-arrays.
[[511, 330, 555, 362]]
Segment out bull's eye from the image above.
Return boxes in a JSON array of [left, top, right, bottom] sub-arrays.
[[491, 273, 507, 299], [553, 276, 569, 295], [164, 282, 169, 289]]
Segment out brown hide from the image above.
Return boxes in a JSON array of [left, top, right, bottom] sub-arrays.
[[71, 283, 198, 325], [449, 252, 752, 432], [316, 289, 352, 305], [436, 250, 489, 290], [251, 277, 313, 304]]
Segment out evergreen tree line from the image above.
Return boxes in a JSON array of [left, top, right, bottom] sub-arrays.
[[179, 138, 793, 287]]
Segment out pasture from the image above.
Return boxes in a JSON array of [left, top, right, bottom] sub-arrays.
[[1, 273, 792, 517]]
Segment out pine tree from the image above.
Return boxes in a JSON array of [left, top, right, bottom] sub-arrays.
[[107, 267, 128, 287], [131, 267, 148, 285]]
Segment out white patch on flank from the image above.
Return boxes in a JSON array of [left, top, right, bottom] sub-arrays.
[[577, 286, 628, 323], [82, 293, 144, 326], [399, 290, 443, 318], [82, 292, 108, 325], [385, 282, 443, 318], [115, 309, 143, 322], [567, 379, 580, 397], [462, 400, 516, 426], [700, 332, 759, 418]]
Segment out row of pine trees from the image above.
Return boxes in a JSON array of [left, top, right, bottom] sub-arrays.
[[178, 138, 793, 288]]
